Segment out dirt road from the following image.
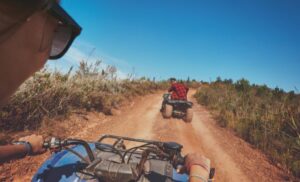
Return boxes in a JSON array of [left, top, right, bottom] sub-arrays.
[[1, 91, 292, 181]]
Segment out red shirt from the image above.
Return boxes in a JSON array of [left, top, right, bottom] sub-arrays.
[[168, 83, 189, 100]]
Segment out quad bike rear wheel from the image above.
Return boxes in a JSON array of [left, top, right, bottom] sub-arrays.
[[163, 104, 173, 118], [184, 108, 193, 123]]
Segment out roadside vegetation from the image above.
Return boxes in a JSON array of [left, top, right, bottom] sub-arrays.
[[0, 61, 170, 134], [0, 60, 200, 140], [195, 77, 300, 177]]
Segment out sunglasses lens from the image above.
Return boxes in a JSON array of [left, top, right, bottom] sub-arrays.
[[50, 25, 72, 59]]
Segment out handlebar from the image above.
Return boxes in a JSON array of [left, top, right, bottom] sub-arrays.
[[43, 135, 184, 168], [43, 135, 215, 181], [43, 137, 95, 162], [98, 134, 184, 167]]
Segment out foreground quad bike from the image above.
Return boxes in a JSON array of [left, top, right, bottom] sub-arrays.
[[32, 135, 215, 182], [161, 94, 193, 122]]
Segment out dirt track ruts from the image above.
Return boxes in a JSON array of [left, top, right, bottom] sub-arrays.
[[1, 91, 292, 182]]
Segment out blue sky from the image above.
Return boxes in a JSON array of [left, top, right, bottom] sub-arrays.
[[47, 0, 300, 91]]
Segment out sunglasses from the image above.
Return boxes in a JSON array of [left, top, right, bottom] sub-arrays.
[[45, 1, 82, 59], [0, 0, 81, 59]]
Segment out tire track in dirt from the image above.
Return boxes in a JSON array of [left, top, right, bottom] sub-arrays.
[[189, 106, 249, 181], [76, 93, 163, 148], [2, 91, 293, 181], [189, 100, 289, 182], [140, 91, 288, 182], [150, 92, 250, 182]]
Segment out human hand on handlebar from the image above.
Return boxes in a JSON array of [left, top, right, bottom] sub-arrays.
[[18, 134, 46, 154], [183, 153, 211, 182], [184, 153, 210, 173]]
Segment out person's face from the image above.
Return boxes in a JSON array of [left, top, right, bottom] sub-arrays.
[[0, 10, 58, 107]]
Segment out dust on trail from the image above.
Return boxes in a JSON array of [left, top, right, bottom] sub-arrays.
[[149, 91, 288, 182], [149, 92, 250, 182], [2, 91, 292, 182]]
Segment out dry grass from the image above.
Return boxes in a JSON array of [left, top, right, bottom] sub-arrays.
[[0, 61, 169, 133], [195, 78, 300, 177]]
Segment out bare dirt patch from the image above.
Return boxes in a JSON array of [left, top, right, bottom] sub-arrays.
[[0, 91, 295, 182]]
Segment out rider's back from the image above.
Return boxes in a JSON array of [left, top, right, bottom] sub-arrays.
[[169, 83, 189, 100]]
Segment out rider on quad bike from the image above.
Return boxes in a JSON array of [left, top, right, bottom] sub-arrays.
[[168, 78, 189, 101], [161, 78, 193, 122], [0, 1, 211, 181]]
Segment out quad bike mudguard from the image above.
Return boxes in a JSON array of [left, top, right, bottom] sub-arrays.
[[162, 94, 193, 109], [162, 94, 193, 114], [166, 100, 193, 109], [32, 144, 189, 182], [161, 94, 193, 122]]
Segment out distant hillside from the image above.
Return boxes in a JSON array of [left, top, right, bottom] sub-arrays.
[[195, 78, 300, 177]]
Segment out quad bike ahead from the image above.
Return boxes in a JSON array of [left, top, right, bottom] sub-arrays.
[[32, 134, 215, 182], [161, 94, 193, 122]]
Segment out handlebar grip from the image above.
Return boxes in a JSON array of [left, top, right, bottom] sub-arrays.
[[43, 142, 49, 149], [42, 137, 62, 149]]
